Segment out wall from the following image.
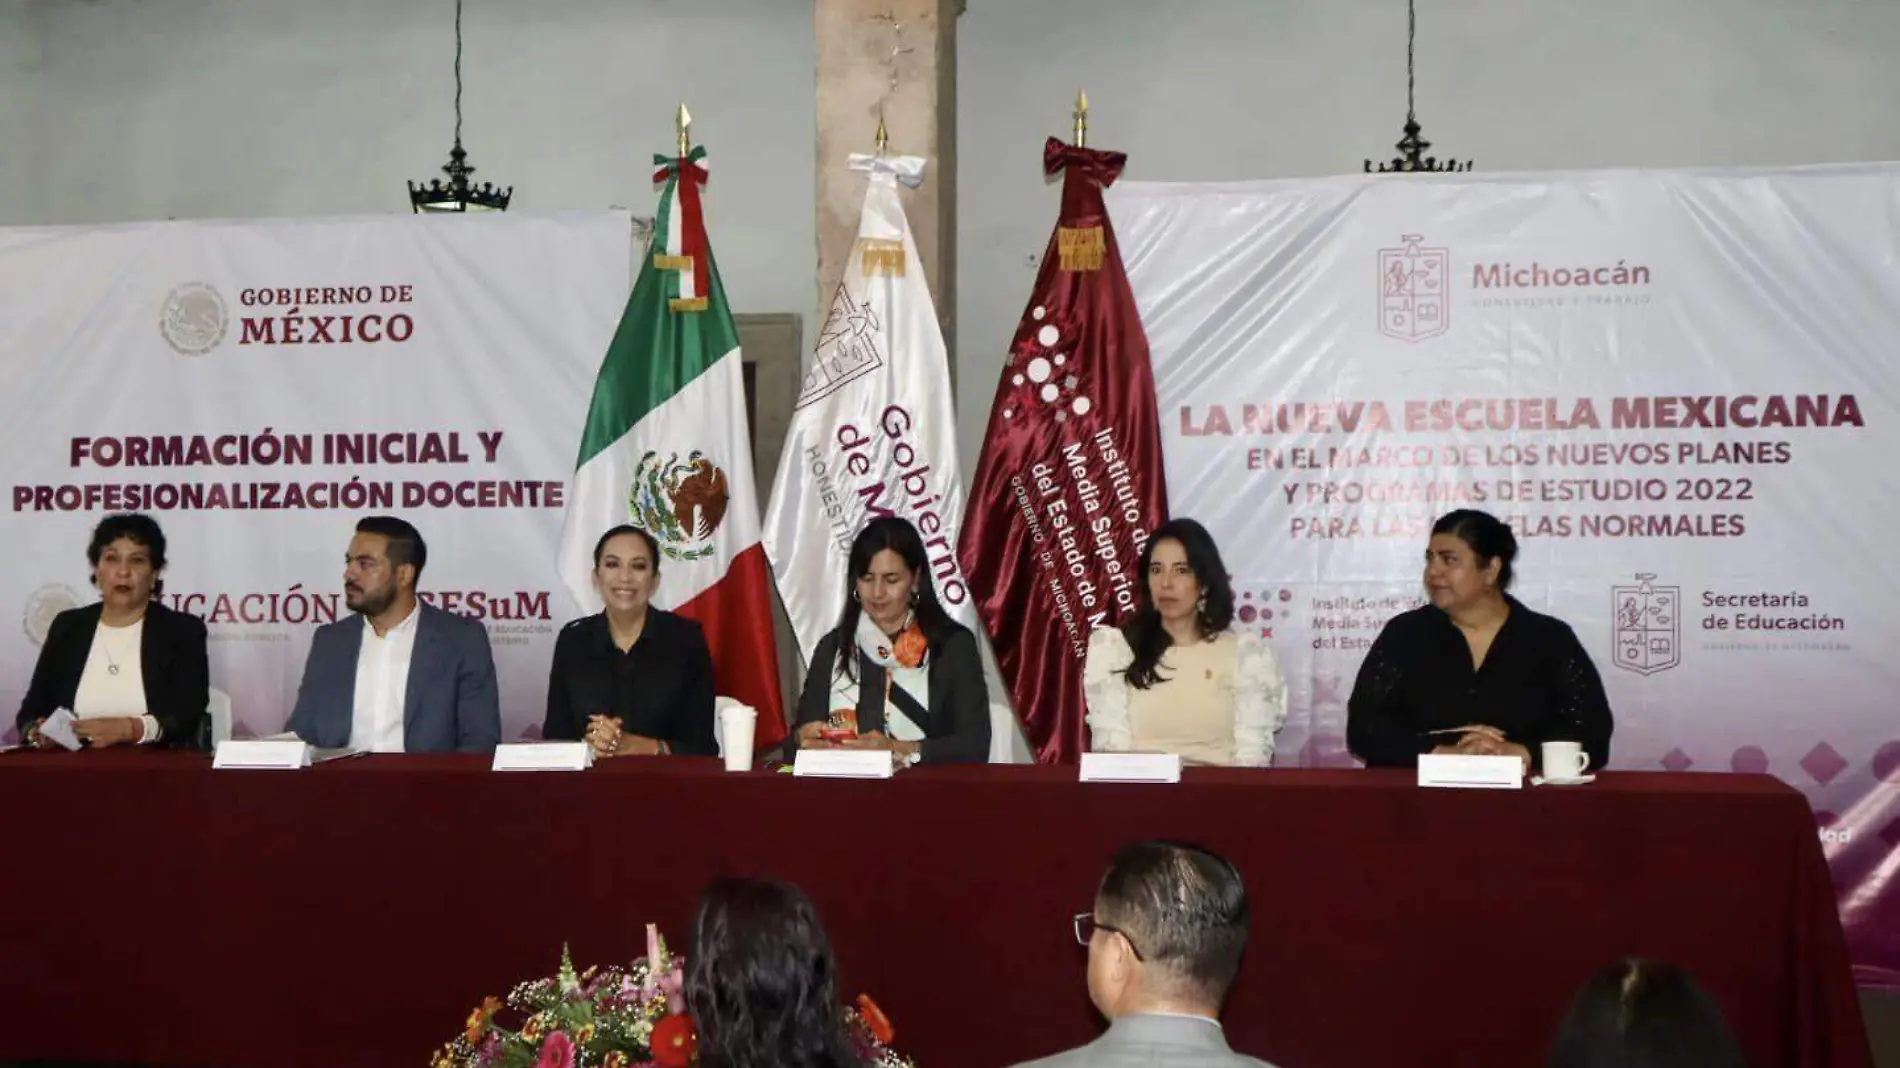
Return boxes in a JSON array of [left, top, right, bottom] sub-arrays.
[[0, 0, 817, 338], [6, 0, 1900, 487]]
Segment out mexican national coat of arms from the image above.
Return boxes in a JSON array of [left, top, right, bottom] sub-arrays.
[[627, 450, 729, 562]]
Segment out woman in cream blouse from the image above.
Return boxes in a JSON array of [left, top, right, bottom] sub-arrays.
[[1083, 518, 1287, 766]]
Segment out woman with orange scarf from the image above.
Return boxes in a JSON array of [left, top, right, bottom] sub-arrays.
[[790, 516, 990, 767]]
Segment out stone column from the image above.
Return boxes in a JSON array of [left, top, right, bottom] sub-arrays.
[[814, 0, 963, 383]]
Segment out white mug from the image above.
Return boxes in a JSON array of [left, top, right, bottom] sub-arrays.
[[1541, 740, 1590, 781], [718, 705, 757, 772]]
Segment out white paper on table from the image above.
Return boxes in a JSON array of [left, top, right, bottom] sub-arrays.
[[1417, 753, 1523, 789], [39, 708, 83, 751], [1079, 752, 1183, 783]]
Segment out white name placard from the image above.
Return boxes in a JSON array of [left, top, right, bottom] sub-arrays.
[[1418, 753, 1524, 789], [1079, 752, 1183, 784], [492, 742, 594, 772], [213, 739, 311, 770], [792, 749, 895, 779]]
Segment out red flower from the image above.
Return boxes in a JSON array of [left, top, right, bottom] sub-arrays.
[[534, 1031, 576, 1068], [856, 995, 896, 1045], [651, 1013, 698, 1068]]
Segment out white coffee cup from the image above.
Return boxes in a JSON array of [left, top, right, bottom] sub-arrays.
[[719, 705, 757, 772], [1541, 740, 1590, 781]]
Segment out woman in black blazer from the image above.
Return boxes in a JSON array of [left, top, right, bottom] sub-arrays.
[[543, 524, 716, 758], [792, 516, 989, 766], [17, 514, 209, 749]]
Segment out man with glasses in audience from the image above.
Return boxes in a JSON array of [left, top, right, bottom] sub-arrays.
[[1012, 840, 1275, 1068]]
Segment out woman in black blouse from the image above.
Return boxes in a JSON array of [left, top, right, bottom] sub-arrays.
[[544, 524, 715, 758], [1347, 509, 1612, 774]]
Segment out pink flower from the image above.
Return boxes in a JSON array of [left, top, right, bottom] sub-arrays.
[[534, 1031, 576, 1068], [660, 964, 685, 1014]]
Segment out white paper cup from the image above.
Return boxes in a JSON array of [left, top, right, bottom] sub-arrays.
[[719, 706, 757, 772]]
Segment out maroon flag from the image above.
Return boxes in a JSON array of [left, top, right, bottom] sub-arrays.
[[957, 138, 1169, 764]]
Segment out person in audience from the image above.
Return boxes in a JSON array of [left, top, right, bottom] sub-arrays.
[[543, 524, 715, 758], [1083, 518, 1287, 766], [1347, 508, 1612, 774], [1547, 959, 1745, 1068], [791, 515, 989, 766], [16, 513, 208, 749], [1009, 840, 1277, 1068], [288, 516, 499, 753], [686, 876, 863, 1068]]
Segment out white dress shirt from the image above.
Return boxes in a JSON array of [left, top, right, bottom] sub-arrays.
[[73, 617, 162, 743], [350, 604, 420, 753]]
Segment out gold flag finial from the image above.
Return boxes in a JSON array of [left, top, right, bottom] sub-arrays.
[[1072, 90, 1089, 148], [875, 113, 889, 154], [676, 103, 691, 158]]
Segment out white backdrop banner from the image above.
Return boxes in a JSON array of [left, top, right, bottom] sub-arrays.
[[1111, 164, 1900, 986], [0, 212, 631, 744]]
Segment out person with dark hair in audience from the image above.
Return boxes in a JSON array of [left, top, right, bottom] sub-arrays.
[[1547, 959, 1746, 1068], [543, 524, 715, 759], [289, 516, 500, 753], [791, 515, 989, 767], [1083, 518, 1287, 765], [17, 513, 208, 749], [686, 877, 864, 1068], [1009, 841, 1278, 1068], [1347, 508, 1613, 774]]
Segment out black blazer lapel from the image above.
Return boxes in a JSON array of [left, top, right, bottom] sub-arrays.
[[55, 603, 105, 710], [138, 604, 169, 708]]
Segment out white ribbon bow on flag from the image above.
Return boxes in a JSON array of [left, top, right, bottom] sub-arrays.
[[848, 153, 927, 189]]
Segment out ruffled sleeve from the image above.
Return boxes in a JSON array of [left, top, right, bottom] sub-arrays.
[[1232, 631, 1288, 767], [1083, 626, 1136, 752]]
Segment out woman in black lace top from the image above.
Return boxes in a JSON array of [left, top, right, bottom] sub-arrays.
[[1346, 509, 1613, 774]]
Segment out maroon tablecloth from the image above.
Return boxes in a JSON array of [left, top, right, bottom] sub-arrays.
[[0, 751, 1870, 1068]]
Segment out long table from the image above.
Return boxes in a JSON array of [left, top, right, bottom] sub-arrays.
[[0, 750, 1871, 1068]]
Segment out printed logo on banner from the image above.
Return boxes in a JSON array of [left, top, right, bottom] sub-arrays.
[[1376, 235, 1449, 343], [158, 282, 230, 356], [1000, 305, 1092, 425], [1612, 573, 1680, 676], [627, 451, 730, 562], [21, 584, 82, 646], [797, 281, 886, 410]]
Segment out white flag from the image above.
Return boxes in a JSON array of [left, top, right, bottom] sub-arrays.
[[764, 153, 979, 661]]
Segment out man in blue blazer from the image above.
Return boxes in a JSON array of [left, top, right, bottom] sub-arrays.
[[289, 516, 500, 754]]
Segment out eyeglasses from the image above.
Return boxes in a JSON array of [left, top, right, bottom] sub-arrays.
[[1072, 912, 1145, 961]]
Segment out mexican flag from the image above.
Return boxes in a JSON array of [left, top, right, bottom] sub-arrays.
[[555, 144, 787, 747]]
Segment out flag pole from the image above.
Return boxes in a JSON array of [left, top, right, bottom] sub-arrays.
[[1073, 89, 1088, 148], [875, 114, 890, 156], [677, 102, 691, 158]]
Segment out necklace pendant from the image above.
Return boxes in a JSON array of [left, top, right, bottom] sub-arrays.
[[108, 664, 120, 675]]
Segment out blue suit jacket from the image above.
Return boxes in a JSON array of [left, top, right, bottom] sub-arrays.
[[288, 602, 501, 753]]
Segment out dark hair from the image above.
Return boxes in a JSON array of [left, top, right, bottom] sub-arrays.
[[1547, 959, 1745, 1068], [686, 878, 860, 1068], [828, 516, 955, 684], [86, 513, 169, 598], [354, 516, 427, 583], [1096, 840, 1250, 1007], [1431, 508, 1518, 590], [593, 524, 662, 574], [1120, 519, 1235, 689]]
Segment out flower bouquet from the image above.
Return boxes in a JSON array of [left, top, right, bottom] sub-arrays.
[[434, 924, 914, 1068]]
